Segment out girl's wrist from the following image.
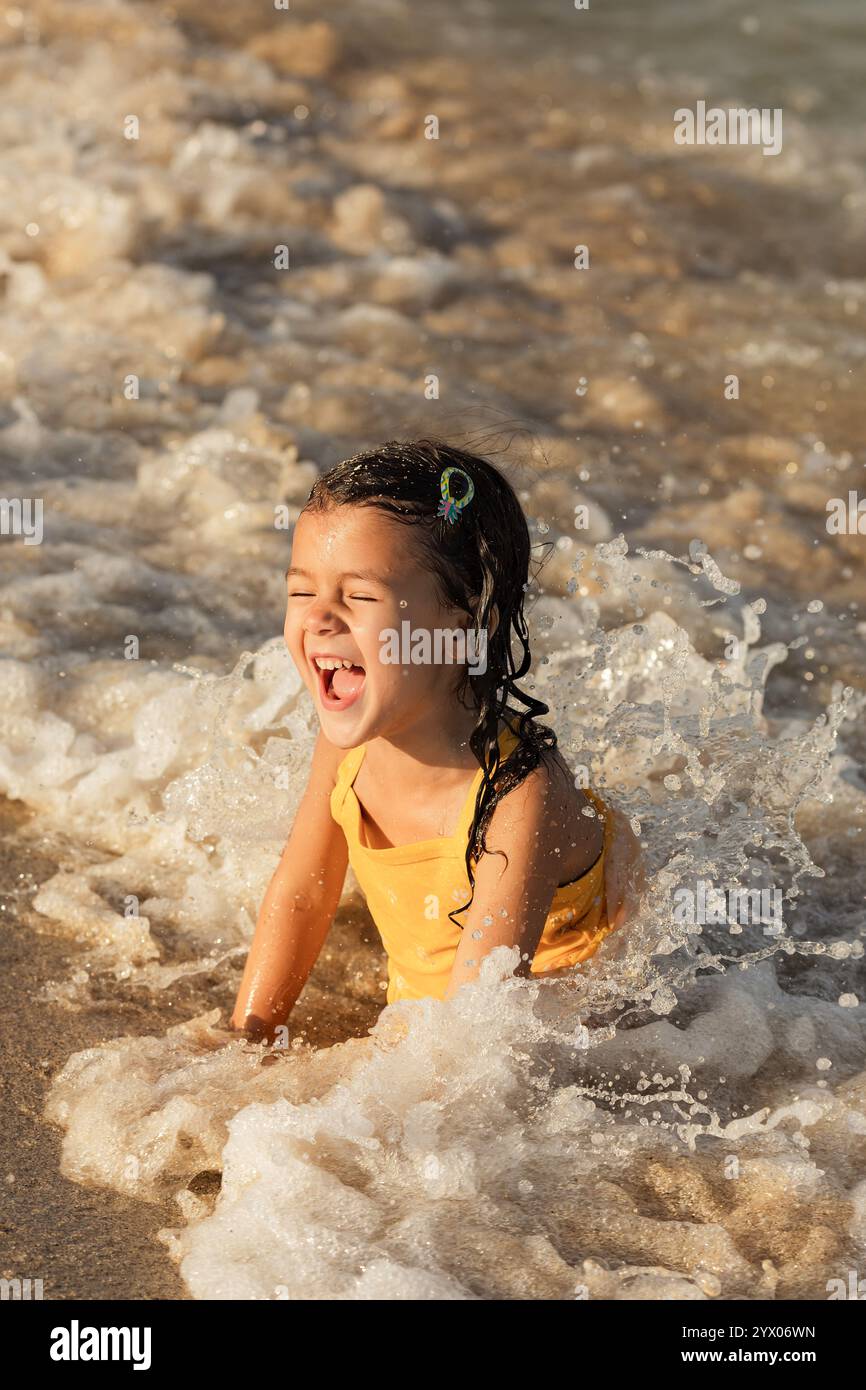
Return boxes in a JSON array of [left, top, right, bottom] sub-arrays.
[[226, 1011, 257, 1038], [227, 1009, 285, 1044]]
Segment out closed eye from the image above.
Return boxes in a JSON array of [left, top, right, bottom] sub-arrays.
[[289, 591, 378, 602]]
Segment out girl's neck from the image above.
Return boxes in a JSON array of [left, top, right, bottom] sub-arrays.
[[364, 700, 483, 782]]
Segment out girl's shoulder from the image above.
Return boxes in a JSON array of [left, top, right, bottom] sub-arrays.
[[496, 718, 606, 831], [489, 729, 608, 884]]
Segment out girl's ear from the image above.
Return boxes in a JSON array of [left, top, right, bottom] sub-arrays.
[[464, 595, 498, 639]]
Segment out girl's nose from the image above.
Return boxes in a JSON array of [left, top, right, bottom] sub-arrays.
[[302, 603, 344, 634]]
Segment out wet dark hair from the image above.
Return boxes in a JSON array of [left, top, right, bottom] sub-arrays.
[[303, 437, 557, 929]]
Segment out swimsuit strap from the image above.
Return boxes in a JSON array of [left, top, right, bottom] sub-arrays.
[[334, 720, 523, 845], [331, 743, 367, 819]]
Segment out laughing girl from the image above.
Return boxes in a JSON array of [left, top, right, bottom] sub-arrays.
[[231, 439, 641, 1038]]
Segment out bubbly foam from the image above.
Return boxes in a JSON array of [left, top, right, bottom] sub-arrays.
[[35, 545, 866, 1299]]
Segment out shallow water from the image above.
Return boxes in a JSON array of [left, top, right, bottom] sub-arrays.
[[2, 0, 865, 1300]]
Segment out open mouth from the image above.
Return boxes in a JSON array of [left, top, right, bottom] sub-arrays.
[[311, 655, 367, 712]]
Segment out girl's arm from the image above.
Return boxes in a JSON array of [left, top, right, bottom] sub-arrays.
[[443, 764, 580, 999], [444, 771, 645, 999], [229, 731, 348, 1041]]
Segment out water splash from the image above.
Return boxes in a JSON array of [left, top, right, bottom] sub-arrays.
[[29, 538, 866, 1300]]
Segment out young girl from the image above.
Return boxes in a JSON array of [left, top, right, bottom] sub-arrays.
[[230, 439, 640, 1040]]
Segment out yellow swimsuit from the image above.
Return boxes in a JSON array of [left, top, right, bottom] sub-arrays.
[[330, 723, 617, 1004]]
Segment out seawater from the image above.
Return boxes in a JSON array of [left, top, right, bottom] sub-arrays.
[[0, 0, 863, 1300]]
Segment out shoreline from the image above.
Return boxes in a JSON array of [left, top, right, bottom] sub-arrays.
[[0, 798, 187, 1300], [0, 795, 385, 1301]]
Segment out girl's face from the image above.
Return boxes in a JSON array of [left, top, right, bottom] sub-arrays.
[[284, 504, 472, 748]]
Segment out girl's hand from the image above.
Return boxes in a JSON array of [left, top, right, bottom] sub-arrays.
[[226, 1011, 288, 1045], [170, 1010, 255, 1051]]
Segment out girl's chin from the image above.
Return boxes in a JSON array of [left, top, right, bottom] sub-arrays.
[[318, 697, 400, 747], [317, 720, 364, 749], [317, 693, 372, 741]]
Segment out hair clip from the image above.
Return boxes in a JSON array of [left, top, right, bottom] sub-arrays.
[[437, 467, 475, 524]]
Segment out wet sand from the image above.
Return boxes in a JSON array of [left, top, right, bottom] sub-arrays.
[[0, 798, 187, 1298], [0, 791, 389, 1299]]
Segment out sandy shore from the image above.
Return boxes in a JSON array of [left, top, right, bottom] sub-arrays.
[[0, 793, 389, 1300], [0, 797, 188, 1299]]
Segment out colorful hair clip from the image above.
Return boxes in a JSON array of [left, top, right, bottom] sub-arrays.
[[437, 467, 475, 524]]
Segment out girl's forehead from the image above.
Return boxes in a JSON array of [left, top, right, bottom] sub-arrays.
[[291, 506, 425, 583]]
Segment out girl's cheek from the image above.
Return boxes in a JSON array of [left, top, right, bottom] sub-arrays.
[[361, 612, 396, 667], [283, 616, 306, 673]]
